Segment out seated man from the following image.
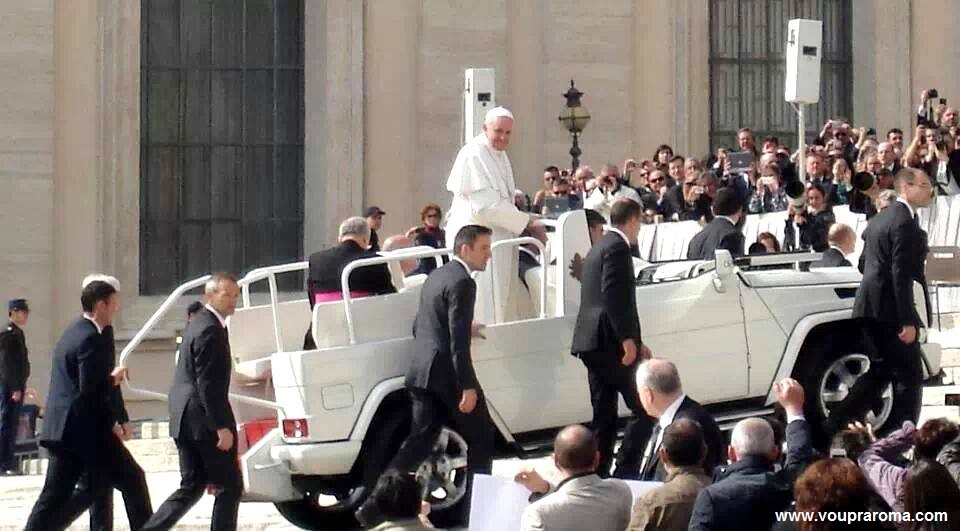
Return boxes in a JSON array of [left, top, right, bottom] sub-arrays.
[[515, 425, 633, 531], [636, 359, 723, 481], [355, 470, 436, 530], [629, 418, 711, 531], [306, 216, 396, 306], [688, 378, 815, 531], [812, 222, 855, 267]]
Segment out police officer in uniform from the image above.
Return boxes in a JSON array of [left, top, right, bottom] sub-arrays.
[[0, 298, 30, 475]]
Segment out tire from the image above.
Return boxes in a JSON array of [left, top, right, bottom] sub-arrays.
[[274, 413, 410, 531], [794, 327, 923, 449]]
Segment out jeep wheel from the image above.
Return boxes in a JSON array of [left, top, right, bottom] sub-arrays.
[[415, 427, 470, 527], [796, 329, 923, 447], [274, 413, 409, 530]]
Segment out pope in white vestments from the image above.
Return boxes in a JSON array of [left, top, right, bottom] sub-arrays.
[[445, 107, 532, 324]]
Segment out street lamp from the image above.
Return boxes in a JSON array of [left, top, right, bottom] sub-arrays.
[[558, 80, 591, 172]]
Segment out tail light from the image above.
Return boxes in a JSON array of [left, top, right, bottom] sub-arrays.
[[283, 418, 309, 438], [240, 418, 278, 450]]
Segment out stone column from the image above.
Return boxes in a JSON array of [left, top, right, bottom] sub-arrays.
[[304, 0, 365, 253], [364, 0, 420, 237], [853, 0, 912, 139], [506, 0, 545, 195]]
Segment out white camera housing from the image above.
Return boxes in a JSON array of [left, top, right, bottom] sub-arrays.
[[464, 68, 496, 144], [784, 19, 822, 104]]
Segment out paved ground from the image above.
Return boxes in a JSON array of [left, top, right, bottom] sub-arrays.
[[2, 385, 958, 530], [2, 324, 956, 530]]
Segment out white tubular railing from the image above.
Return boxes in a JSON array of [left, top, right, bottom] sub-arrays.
[[340, 247, 454, 345], [238, 261, 309, 354], [119, 275, 210, 401], [491, 237, 549, 320], [119, 274, 287, 413]]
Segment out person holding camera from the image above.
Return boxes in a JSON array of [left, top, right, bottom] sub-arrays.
[[921, 127, 960, 195], [783, 184, 834, 253], [917, 89, 958, 129], [584, 163, 642, 222], [747, 154, 789, 214], [667, 168, 712, 222]]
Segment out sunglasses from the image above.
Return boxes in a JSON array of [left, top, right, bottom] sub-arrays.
[[649, 177, 664, 183]]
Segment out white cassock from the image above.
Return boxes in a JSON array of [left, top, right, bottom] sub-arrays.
[[445, 133, 530, 324]]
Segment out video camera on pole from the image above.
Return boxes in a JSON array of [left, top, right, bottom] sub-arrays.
[[463, 68, 496, 145]]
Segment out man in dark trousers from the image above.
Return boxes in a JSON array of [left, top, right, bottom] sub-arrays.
[[25, 279, 152, 530], [0, 298, 30, 475], [826, 167, 933, 433], [56, 275, 140, 531], [142, 273, 242, 531], [388, 224, 495, 522], [685, 187, 745, 261], [571, 198, 654, 479], [635, 359, 723, 481]]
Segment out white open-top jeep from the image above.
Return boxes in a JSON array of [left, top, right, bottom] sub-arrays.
[[121, 210, 941, 530]]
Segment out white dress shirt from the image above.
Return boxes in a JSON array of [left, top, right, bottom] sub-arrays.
[[607, 227, 631, 248], [205, 304, 227, 328], [655, 393, 687, 449], [83, 314, 104, 334], [452, 256, 474, 276], [896, 196, 915, 219]]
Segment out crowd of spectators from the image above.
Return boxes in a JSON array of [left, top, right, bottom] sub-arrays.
[[502, 89, 960, 257], [369, 364, 960, 530]]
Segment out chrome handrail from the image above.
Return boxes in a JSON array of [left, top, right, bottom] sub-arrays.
[[119, 274, 286, 413], [237, 261, 309, 353], [340, 247, 454, 345], [490, 237, 549, 320]]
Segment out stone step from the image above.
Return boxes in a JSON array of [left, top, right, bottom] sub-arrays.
[[19, 452, 180, 476]]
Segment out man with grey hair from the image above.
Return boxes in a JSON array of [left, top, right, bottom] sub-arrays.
[[635, 359, 722, 481], [688, 378, 815, 531], [142, 272, 242, 530], [306, 216, 395, 306]]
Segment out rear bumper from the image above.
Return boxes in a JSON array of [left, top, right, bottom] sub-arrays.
[[921, 341, 943, 380], [270, 440, 362, 475]]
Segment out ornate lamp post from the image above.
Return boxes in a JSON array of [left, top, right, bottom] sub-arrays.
[[558, 80, 591, 172]]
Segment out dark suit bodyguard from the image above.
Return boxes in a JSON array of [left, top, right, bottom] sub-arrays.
[[25, 280, 152, 531], [686, 187, 745, 261], [0, 298, 30, 475], [827, 168, 933, 433], [571, 198, 654, 478], [389, 224, 496, 521], [143, 273, 242, 531]]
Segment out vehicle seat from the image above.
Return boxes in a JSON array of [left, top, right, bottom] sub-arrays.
[[311, 290, 420, 348]]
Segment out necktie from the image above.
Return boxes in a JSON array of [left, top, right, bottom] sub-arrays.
[[639, 424, 663, 477]]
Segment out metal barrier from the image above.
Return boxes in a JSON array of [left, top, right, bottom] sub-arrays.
[[491, 237, 549, 320], [238, 261, 309, 354]]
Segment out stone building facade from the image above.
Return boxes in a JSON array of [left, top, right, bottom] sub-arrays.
[[0, 0, 953, 417]]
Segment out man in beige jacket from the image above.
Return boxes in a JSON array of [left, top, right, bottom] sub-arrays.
[[515, 425, 633, 531]]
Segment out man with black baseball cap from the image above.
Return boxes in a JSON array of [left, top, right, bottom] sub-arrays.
[[0, 298, 30, 475], [363, 206, 386, 253]]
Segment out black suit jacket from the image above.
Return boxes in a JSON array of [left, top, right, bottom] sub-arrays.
[[686, 217, 745, 261], [854, 201, 929, 327], [0, 321, 29, 390], [689, 419, 815, 531], [640, 396, 725, 481], [168, 308, 235, 440], [571, 231, 641, 364], [812, 247, 852, 268], [405, 260, 479, 409], [40, 318, 117, 451], [307, 240, 396, 304], [103, 325, 130, 425]]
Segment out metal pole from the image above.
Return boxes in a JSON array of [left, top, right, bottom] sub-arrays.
[[797, 103, 806, 182], [570, 132, 581, 172]]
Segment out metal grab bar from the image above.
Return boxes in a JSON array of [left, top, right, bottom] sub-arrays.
[[238, 261, 309, 354], [490, 237, 549, 320], [340, 247, 455, 345], [118, 274, 286, 413], [119, 275, 210, 401]]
